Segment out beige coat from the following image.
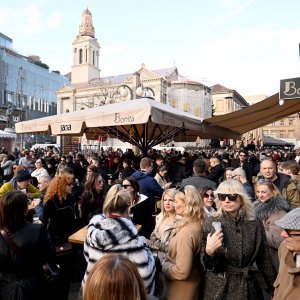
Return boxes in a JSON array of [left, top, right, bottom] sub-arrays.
[[273, 241, 300, 300], [162, 220, 202, 300]]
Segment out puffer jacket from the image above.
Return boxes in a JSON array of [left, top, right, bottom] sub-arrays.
[[82, 214, 156, 294]]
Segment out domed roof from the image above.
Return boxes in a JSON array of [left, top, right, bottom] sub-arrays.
[[79, 8, 95, 37]]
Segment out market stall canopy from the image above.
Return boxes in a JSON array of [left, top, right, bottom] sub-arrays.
[[15, 97, 240, 152], [263, 136, 294, 147], [0, 130, 16, 139], [204, 93, 300, 135]]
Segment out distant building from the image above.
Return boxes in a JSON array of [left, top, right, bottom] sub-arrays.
[[210, 84, 261, 148], [0, 32, 70, 145], [57, 8, 212, 152]]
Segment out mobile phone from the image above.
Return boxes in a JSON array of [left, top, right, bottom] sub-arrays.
[[210, 221, 222, 235]]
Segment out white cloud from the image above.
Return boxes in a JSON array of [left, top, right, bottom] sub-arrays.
[[47, 11, 63, 29]]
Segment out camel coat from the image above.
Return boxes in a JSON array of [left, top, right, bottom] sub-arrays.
[[273, 241, 300, 299], [162, 220, 202, 300]]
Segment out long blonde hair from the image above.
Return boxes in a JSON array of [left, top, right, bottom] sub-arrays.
[[215, 179, 255, 220], [175, 185, 204, 228]]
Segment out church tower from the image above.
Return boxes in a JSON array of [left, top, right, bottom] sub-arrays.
[[71, 8, 100, 84]]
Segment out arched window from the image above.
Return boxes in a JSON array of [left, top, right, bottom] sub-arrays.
[[79, 49, 83, 64], [93, 51, 95, 65]]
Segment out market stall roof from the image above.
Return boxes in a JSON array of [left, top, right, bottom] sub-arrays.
[[0, 130, 16, 139], [263, 136, 294, 147], [204, 93, 300, 135], [15, 97, 240, 152]]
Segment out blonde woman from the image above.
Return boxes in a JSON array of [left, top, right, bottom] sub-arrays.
[[162, 185, 204, 300], [254, 180, 290, 270], [201, 179, 276, 300], [82, 189, 156, 295], [148, 188, 178, 262]]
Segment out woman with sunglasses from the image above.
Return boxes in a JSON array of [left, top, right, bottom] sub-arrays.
[[80, 173, 107, 225], [201, 179, 276, 300], [162, 185, 204, 300], [199, 186, 216, 217], [254, 180, 290, 271], [42, 173, 77, 299], [121, 177, 150, 238], [31, 158, 50, 181]]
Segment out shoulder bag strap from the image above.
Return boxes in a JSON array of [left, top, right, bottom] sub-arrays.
[[0, 229, 23, 257]]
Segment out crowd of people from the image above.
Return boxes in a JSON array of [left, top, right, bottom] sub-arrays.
[[0, 145, 299, 300]]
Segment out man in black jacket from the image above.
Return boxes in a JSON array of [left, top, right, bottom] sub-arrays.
[[206, 156, 224, 184], [230, 150, 254, 184]]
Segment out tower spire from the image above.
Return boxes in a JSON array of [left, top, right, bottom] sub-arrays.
[[79, 7, 95, 37]]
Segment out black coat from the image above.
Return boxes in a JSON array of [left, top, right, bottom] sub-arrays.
[[206, 164, 224, 183], [42, 195, 76, 246], [0, 224, 56, 300], [201, 212, 276, 300], [231, 159, 254, 184]]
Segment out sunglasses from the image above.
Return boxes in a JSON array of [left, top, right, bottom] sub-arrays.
[[217, 193, 239, 201], [285, 229, 300, 237], [122, 184, 131, 188], [204, 193, 214, 199]]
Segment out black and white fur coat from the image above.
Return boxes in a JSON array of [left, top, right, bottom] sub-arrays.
[[82, 214, 156, 294]]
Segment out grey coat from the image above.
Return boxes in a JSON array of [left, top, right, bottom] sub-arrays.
[[201, 212, 276, 300], [180, 174, 216, 189]]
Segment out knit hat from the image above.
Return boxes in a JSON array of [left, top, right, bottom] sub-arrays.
[[275, 208, 300, 230], [16, 170, 32, 182]]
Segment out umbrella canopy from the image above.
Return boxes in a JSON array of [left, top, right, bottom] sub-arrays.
[[204, 93, 300, 134], [263, 136, 294, 147], [15, 97, 240, 152]]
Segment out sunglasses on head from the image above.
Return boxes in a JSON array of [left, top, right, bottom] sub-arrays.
[[177, 187, 185, 194], [217, 193, 239, 201]]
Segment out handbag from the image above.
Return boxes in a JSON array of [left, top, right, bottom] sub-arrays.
[[0, 229, 62, 285]]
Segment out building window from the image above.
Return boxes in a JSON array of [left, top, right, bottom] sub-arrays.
[[271, 131, 276, 138], [79, 49, 83, 64], [216, 100, 224, 113], [271, 122, 275, 126], [263, 130, 268, 136], [280, 120, 284, 126], [288, 131, 294, 138], [289, 119, 293, 126], [280, 132, 285, 139]]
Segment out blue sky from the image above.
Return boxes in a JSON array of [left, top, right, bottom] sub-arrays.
[[0, 0, 299, 96]]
